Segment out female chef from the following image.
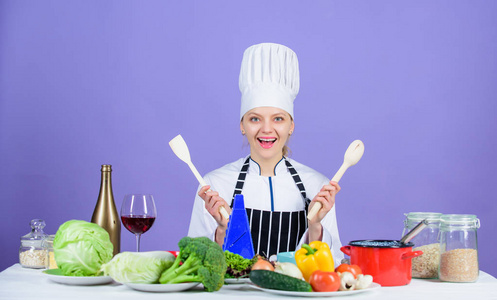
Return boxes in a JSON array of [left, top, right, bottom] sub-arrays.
[[187, 43, 344, 265]]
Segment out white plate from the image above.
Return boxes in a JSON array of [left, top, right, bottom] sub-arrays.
[[43, 269, 113, 286], [250, 282, 380, 297], [225, 277, 251, 284], [123, 282, 200, 292]]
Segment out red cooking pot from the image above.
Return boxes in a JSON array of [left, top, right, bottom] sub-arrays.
[[341, 240, 423, 286]]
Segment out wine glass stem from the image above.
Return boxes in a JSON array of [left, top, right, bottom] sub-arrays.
[[135, 234, 141, 252]]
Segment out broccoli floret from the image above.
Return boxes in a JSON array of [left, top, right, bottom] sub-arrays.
[[159, 236, 227, 292]]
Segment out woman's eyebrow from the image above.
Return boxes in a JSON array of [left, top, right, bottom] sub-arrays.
[[247, 113, 262, 118], [246, 112, 286, 118]]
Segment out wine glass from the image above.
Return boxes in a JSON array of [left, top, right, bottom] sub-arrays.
[[120, 194, 157, 252]]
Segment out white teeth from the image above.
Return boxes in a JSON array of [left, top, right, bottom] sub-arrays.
[[258, 138, 276, 142]]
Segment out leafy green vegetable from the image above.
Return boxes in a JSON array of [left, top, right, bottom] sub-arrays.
[[224, 251, 258, 278], [53, 220, 113, 276], [100, 251, 175, 283], [159, 237, 227, 292]]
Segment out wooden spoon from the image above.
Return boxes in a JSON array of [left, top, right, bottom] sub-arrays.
[[169, 134, 230, 220], [307, 140, 365, 220]]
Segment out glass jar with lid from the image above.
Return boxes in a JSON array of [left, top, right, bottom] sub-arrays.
[[403, 212, 442, 278], [438, 214, 480, 282], [19, 219, 48, 269], [42, 235, 56, 269]]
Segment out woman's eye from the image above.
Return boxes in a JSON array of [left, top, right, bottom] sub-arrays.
[[250, 117, 260, 122], [274, 116, 284, 122]]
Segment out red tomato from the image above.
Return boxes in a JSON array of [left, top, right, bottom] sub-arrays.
[[167, 251, 179, 258], [309, 270, 341, 292], [335, 264, 362, 278]]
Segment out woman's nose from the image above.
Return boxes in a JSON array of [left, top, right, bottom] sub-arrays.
[[261, 120, 273, 133]]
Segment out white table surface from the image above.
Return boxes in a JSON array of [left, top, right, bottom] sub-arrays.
[[1, 264, 496, 300]]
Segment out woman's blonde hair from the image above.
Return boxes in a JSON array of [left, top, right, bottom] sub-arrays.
[[283, 145, 291, 157]]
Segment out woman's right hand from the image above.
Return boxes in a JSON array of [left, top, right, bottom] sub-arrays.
[[198, 185, 230, 228]]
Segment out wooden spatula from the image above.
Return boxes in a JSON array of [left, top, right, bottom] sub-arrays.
[[169, 134, 230, 220], [307, 140, 365, 220]]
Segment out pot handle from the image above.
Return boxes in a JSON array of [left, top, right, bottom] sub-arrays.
[[340, 246, 351, 256], [402, 250, 423, 260]]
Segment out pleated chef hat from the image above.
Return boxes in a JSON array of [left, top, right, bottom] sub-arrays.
[[239, 43, 300, 120]]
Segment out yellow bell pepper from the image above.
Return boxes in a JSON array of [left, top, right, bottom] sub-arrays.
[[295, 241, 335, 282]]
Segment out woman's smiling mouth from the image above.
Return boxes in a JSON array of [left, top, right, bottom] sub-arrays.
[[258, 137, 277, 149]]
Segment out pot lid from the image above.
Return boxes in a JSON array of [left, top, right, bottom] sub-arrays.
[[349, 240, 414, 248]]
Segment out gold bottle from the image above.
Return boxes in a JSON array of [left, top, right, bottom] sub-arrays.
[[91, 165, 120, 256]]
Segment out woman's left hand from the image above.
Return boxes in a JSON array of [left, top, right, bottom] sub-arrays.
[[308, 180, 341, 225]]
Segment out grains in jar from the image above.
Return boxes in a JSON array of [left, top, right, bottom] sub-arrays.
[[412, 243, 440, 278], [439, 248, 479, 282], [438, 214, 480, 282], [19, 249, 47, 269], [20, 219, 49, 269], [403, 212, 442, 279]]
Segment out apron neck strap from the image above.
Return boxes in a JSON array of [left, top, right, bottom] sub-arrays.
[[230, 157, 311, 209]]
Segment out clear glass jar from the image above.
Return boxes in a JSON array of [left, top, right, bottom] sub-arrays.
[[19, 219, 48, 269], [403, 212, 442, 278], [42, 235, 56, 269], [438, 214, 480, 282]]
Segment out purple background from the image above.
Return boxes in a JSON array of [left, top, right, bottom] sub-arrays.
[[1, 1, 496, 276]]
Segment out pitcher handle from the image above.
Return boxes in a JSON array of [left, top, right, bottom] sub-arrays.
[[402, 250, 423, 260]]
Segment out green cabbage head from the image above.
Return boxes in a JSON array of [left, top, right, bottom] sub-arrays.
[[53, 220, 113, 276], [101, 251, 175, 283]]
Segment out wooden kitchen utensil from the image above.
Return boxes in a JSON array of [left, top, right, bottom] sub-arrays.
[[307, 140, 365, 220], [169, 134, 230, 220]]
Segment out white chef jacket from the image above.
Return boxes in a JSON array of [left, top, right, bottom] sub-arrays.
[[187, 156, 344, 266]]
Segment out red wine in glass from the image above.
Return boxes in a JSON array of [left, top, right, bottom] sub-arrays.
[[121, 215, 156, 234], [120, 194, 157, 252]]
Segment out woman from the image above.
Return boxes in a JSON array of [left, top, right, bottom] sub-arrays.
[[188, 43, 343, 265]]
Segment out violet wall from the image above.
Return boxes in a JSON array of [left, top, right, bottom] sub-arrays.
[[1, 1, 496, 276]]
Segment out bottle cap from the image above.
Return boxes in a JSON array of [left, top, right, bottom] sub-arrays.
[[101, 165, 112, 172]]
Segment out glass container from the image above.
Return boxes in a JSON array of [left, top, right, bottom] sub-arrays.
[[19, 219, 48, 269], [438, 214, 480, 282], [42, 235, 56, 269], [403, 212, 442, 278]]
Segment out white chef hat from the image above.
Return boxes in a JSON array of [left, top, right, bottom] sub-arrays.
[[239, 43, 300, 120]]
